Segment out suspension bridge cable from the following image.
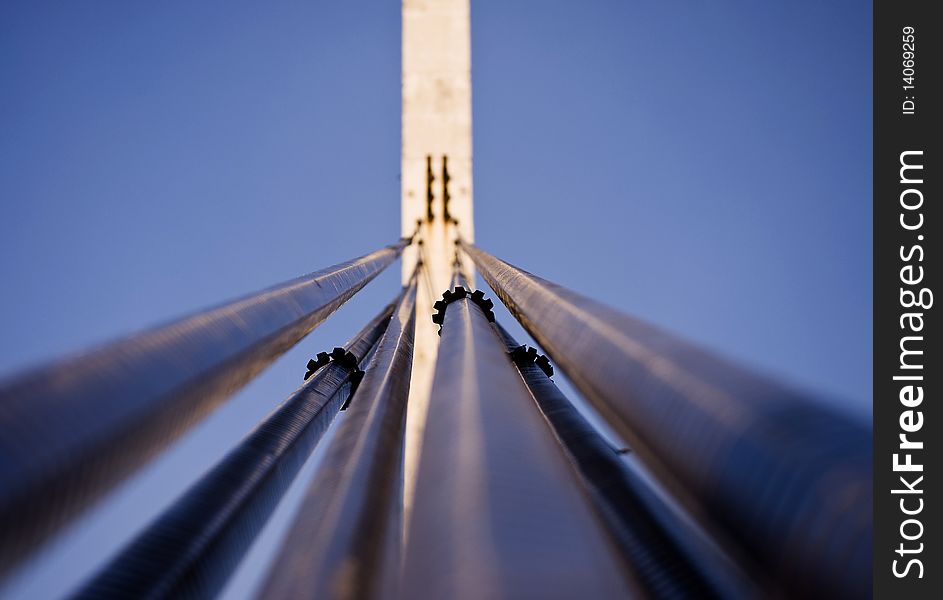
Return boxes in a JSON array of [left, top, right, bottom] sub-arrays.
[[494, 321, 751, 600], [0, 239, 409, 577], [460, 240, 871, 600], [260, 271, 418, 600], [400, 269, 638, 599], [73, 291, 404, 600]]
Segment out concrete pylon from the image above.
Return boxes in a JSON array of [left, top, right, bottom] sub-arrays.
[[400, 0, 475, 526]]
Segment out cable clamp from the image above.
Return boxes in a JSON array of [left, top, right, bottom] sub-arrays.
[[304, 347, 365, 410], [304, 346, 360, 379], [432, 286, 496, 333], [508, 344, 554, 377]]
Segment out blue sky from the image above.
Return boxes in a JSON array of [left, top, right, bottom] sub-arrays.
[[0, 1, 871, 598]]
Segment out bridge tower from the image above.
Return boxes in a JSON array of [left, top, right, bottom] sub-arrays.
[[400, 0, 475, 514]]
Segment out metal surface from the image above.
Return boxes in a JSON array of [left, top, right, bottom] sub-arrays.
[[495, 322, 749, 599], [400, 274, 635, 600], [73, 297, 399, 600], [462, 241, 871, 599], [261, 276, 418, 600], [0, 240, 407, 577]]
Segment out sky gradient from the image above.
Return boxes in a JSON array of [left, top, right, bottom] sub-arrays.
[[0, 1, 871, 598]]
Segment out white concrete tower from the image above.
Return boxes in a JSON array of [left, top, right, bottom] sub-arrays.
[[400, 0, 474, 515]]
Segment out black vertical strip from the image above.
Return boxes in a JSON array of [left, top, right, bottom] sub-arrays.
[[874, 1, 940, 597]]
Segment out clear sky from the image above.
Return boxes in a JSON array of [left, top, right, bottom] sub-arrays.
[[0, 1, 871, 598]]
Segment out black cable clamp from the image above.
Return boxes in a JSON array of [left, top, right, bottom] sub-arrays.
[[432, 286, 495, 334], [303, 347, 365, 411], [508, 344, 554, 378]]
